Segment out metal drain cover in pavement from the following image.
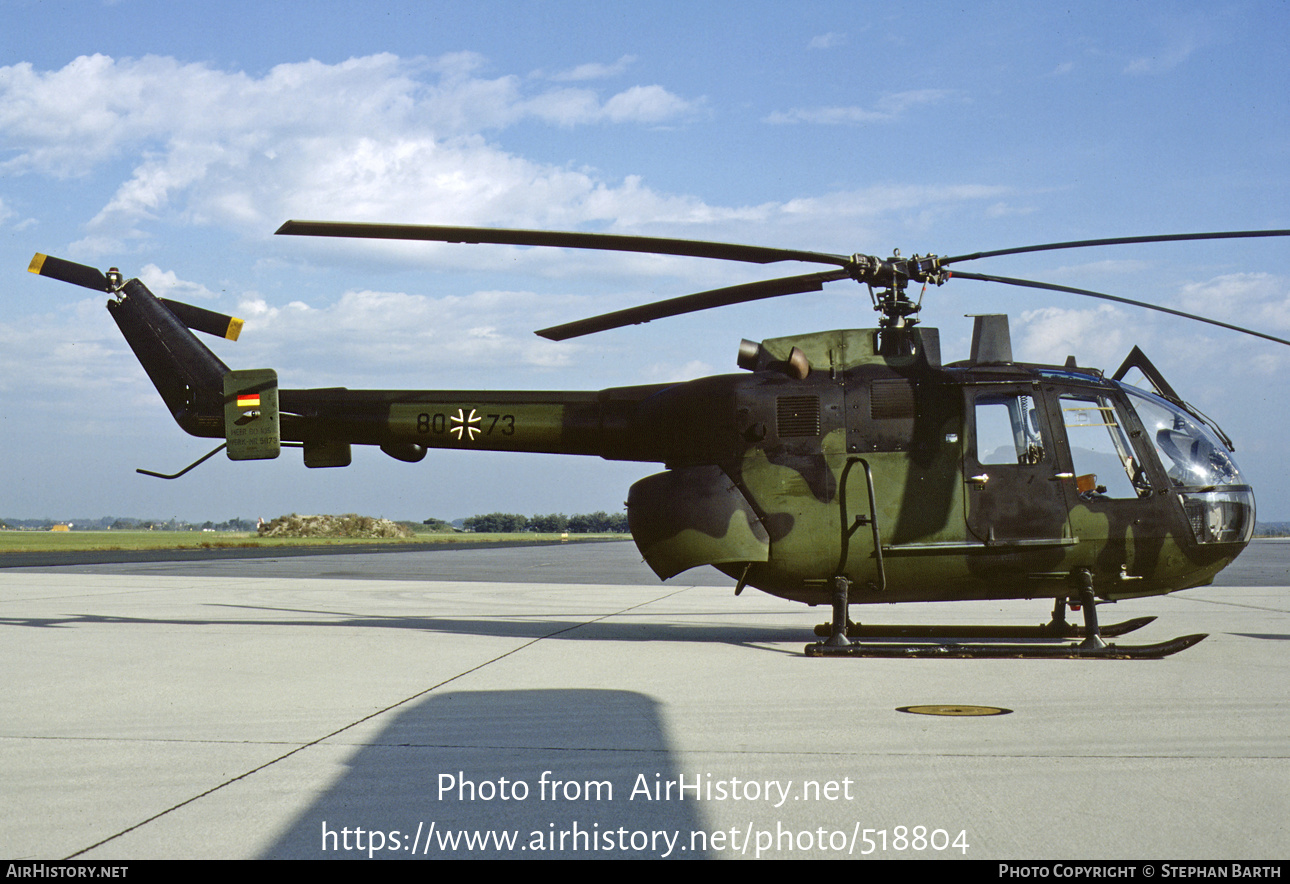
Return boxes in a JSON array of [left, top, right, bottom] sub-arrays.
[[897, 705, 1012, 716]]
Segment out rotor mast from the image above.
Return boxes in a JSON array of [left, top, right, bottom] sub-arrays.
[[846, 251, 948, 347]]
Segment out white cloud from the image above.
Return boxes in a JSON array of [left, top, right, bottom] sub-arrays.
[[546, 56, 637, 82], [1050, 259, 1153, 276], [228, 286, 585, 386], [0, 296, 146, 412], [428, 51, 489, 78], [602, 85, 696, 124], [1124, 14, 1213, 75], [1125, 35, 1200, 75], [808, 33, 846, 50], [985, 202, 1037, 218], [2, 52, 1011, 305], [137, 264, 219, 302], [765, 89, 956, 125], [640, 359, 715, 383], [779, 184, 1012, 219], [1014, 305, 1129, 368], [0, 53, 701, 251], [1175, 272, 1290, 330]]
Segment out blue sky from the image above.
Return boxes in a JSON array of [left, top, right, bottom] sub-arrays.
[[3, 1, 1289, 523]]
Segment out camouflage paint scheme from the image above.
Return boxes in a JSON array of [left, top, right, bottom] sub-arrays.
[[109, 275, 1248, 610]]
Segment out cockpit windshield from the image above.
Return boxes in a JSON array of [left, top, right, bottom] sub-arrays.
[[1117, 383, 1253, 545], [1119, 385, 1243, 488]]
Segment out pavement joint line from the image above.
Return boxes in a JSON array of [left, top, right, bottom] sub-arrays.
[[1165, 595, 1290, 613], [64, 583, 695, 859]]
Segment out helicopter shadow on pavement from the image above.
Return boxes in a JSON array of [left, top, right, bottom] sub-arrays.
[[261, 688, 706, 859], [0, 603, 812, 650]]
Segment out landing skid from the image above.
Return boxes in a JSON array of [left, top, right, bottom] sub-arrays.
[[805, 633, 1207, 659], [811, 616, 1157, 641], [807, 575, 1205, 659]]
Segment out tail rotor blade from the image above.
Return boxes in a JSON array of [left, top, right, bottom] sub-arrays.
[[28, 255, 242, 340], [28, 254, 111, 292], [160, 299, 244, 341]]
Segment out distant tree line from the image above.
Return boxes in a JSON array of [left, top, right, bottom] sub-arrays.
[[1, 512, 632, 534], [0, 516, 257, 532], [458, 511, 629, 534]]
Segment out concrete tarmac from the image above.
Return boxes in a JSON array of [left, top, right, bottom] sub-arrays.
[[1, 539, 1286, 860]]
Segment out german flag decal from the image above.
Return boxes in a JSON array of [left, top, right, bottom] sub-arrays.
[[224, 368, 279, 461]]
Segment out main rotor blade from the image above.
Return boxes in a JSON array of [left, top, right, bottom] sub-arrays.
[[942, 229, 1290, 266], [28, 254, 110, 292], [276, 220, 852, 268], [949, 269, 1290, 347], [537, 268, 852, 340]]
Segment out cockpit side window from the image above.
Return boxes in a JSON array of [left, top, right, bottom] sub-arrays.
[[974, 393, 1045, 465], [1060, 395, 1150, 499]]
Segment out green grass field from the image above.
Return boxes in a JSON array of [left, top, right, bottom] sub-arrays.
[[0, 530, 621, 554]]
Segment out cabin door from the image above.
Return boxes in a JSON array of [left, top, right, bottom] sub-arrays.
[[963, 385, 1071, 544]]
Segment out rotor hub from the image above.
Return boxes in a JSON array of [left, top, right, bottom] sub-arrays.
[[846, 250, 947, 328]]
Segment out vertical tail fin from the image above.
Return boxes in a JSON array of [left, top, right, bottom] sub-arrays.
[[106, 278, 230, 437], [32, 253, 282, 462]]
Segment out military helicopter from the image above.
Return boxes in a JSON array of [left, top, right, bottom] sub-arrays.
[[27, 223, 1290, 658]]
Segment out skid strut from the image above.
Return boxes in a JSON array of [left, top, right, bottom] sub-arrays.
[[823, 576, 852, 648], [1047, 597, 1073, 636], [1076, 569, 1106, 650]]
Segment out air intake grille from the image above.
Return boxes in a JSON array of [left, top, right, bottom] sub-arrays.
[[777, 395, 820, 437], [870, 380, 916, 420]]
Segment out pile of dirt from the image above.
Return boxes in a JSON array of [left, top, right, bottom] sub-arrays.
[[256, 513, 414, 539]]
